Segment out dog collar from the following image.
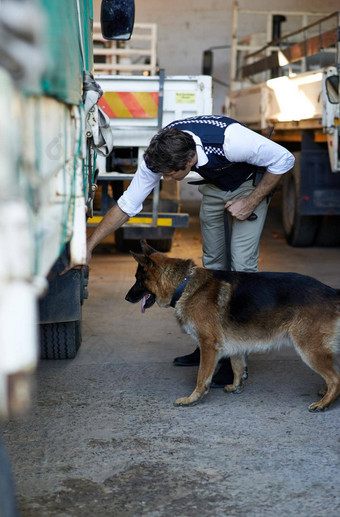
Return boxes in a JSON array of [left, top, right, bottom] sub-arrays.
[[170, 277, 189, 308]]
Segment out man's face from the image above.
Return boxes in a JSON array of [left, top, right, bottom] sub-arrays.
[[162, 155, 197, 182]]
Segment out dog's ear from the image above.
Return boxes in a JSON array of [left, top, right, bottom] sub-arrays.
[[140, 239, 158, 256], [130, 251, 153, 268]]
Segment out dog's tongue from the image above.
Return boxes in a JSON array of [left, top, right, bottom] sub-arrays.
[[141, 294, 150, 314]]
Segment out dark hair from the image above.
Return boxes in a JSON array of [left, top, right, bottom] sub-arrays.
[[144, 127, 196, 174]]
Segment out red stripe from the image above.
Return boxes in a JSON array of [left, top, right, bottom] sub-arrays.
[[117, 92, 147, 117], [150, 92, 159, 104], [98, 97, 116, 118]]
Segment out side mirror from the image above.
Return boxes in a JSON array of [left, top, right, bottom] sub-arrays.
[[325, 75, 339, 104], [101, 0, 135, 41]]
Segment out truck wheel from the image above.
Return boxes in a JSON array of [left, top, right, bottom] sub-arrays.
[[0, 433, 18, 517], [282, 170, 320, 247], [40, 320, 81, 360], [148, 238, 173, 252], [314, 216, 340, 246], [114, 229, 141, 252], [114, 233, 173, 253]]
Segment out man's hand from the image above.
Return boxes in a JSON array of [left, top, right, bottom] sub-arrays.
[[59, 263, 86, 276], [59, 264, 87, 276], [59, 204, 129, 276], [225, 198, 256, 221], [59, 247, 92, 276], [225, 171, 284, 221]]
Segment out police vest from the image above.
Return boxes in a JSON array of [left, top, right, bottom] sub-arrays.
[[165, 116, 255, 191]]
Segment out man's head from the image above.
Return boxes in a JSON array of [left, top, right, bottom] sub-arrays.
[[144, 127, 197, 179]]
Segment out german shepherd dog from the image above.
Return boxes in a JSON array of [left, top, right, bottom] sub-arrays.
[[125, 241, 340, 411]]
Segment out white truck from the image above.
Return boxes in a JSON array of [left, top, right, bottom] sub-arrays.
[[0, 0, 134, 512], [90, 73, 212, 251], [91, 21, 212, 251], [224, 2, 340, 246]]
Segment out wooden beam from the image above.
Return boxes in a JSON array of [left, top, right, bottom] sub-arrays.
[[241, 54, 279, 78], [270, 129, 327, 143], [241, 27, 338, 78], [282, 28, 337, 64]]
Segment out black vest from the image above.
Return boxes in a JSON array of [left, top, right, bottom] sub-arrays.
[[165, 116, 255, 191]]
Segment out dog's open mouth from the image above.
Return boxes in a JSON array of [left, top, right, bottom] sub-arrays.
[[141, 293, 156, 313], [125, 284, 156, 312]]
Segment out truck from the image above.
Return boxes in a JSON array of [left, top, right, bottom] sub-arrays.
[[0, 0, 134, 512], [90, 72, 212, 252], [224, 2, 340, 246], [89, 20, 212, 252]]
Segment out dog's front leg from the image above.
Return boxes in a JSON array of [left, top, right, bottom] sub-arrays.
[[174, 342, 219, 407]]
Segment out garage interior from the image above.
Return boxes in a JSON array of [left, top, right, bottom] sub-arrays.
[[2, 0, 340, 516]]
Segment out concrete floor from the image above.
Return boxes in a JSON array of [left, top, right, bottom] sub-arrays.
[[2, 193, 340, 517]]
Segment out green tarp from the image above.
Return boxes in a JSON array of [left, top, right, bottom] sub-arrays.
[[35, 0, 93, 104]]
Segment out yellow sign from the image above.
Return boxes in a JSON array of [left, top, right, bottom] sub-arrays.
[[176, 93, 196, 104]]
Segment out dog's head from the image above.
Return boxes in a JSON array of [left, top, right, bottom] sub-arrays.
[[125, 240, 194, 311], [125, 241, 158, 312]]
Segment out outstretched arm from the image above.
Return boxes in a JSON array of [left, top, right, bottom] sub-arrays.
[[60, 204, 129, 275], [87, 203, 129, 259], [61, 159, 161, 274]]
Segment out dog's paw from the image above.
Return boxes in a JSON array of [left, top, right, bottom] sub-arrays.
[[174, 396, 196, 407], [308, 401, 328, 412], [224, 383, 244, 394]]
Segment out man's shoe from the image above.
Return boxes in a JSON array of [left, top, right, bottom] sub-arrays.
[[173, 347, 200, 366], [210, 357, 234, 388]]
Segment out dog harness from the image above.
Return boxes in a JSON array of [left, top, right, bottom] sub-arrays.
[[165, 115, 255, 192]]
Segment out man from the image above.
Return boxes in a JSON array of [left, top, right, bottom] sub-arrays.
[[81, 115, 295, 385]]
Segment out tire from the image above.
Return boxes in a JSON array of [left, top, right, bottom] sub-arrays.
[[0, 433, 18, 517], [148, 238, 173, 252], [114, 229, 141, 252], [114, 233, 173, 253], [40, 320, 82, 360], [314, 216, 340, 246], [282, 169, 321, 247]]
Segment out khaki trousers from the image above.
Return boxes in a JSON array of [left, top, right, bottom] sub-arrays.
[[198, 180, 269, 271]]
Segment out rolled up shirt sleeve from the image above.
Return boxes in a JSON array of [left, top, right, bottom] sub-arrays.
[[224, 123, 295, 174], [117, 160, 161, 217]]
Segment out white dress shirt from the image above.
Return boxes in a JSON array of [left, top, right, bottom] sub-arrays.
[[117, 122, 295, 217]]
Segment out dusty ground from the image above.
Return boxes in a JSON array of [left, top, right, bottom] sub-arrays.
[[2, 193, 340, 517]]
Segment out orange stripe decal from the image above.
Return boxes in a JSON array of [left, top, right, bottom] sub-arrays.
[[134, 92, 158, 118], [149, 92, 159, 104], [98, 96, 117, 118], [100, 92, 159, 118], [117, 92, 146, 117]]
